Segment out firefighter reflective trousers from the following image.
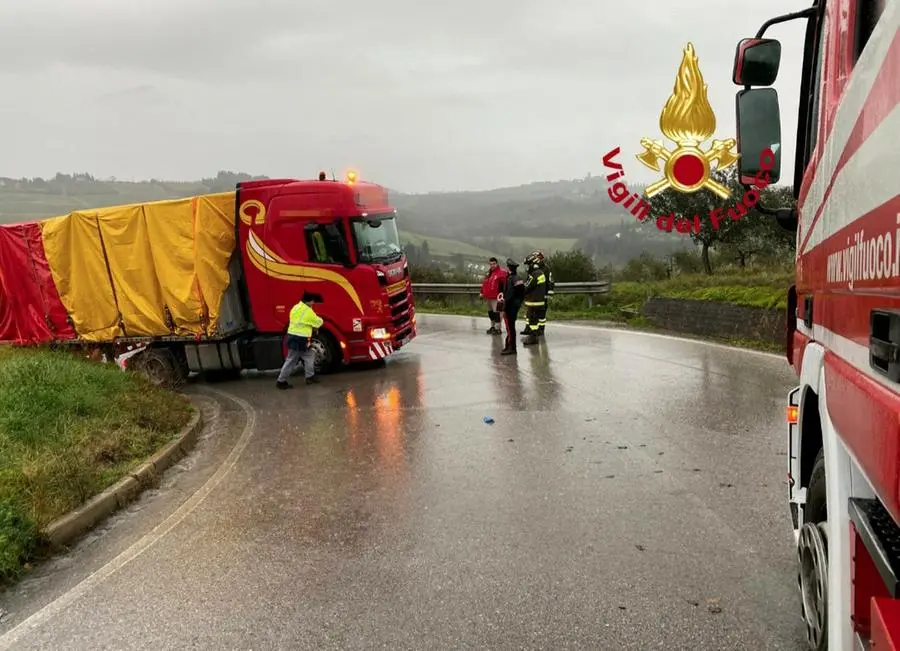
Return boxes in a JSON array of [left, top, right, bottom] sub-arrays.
[[525, 302, 546, 332]]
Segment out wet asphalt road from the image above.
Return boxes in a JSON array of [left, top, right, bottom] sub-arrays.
[[0, 314, 806, 650]]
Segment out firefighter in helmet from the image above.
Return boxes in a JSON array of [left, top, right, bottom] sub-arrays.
[[521, 250, 552, 337], [521, 251, 547, 346], [538, 252, 554, 336]]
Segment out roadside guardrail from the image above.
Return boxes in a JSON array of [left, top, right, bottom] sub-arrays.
[[411, 280, 612, 307]]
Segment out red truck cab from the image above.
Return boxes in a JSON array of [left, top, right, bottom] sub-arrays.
[[234, 175, 416, 373]]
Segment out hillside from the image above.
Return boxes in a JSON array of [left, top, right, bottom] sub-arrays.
[[0, 171, 689, 266]]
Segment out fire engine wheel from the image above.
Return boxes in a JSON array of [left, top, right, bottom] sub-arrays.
[[798, 521, 828, 650], [309, 331, 338, 375], [798, 449, 828, 651]]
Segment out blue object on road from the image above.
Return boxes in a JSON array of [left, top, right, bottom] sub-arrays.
[[483, 416, 495, 424]]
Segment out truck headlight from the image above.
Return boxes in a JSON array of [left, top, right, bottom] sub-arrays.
[[369, 328, 389, 340]]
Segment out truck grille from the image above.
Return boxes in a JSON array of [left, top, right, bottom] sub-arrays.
[[388, 287, 413, 333], [389, 291, 408, 308], [393, 312, 411, 330]]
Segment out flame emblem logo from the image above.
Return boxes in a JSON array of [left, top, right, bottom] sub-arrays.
[[636, 43, 739, 199]]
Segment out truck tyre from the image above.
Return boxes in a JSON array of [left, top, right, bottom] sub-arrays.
[[309, 331, 339, 375], [798, 448, 827, 651], [132, 348, 186, 389], [806, 449, 827, 524]]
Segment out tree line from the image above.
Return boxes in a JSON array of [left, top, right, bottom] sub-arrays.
[[641, 167, 795, 274]]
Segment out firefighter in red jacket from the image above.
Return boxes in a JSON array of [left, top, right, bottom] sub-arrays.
[[480, 257, 508, 335]]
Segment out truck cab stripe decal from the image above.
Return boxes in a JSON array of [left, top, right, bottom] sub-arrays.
[[246, 231, 363, 314]]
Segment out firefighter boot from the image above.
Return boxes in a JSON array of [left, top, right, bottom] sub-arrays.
[[522, 332, 539, 346]]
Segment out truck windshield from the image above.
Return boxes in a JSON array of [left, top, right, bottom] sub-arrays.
[[351, 214, 403, 264]]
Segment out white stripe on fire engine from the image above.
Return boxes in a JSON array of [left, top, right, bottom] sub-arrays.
[[369, 346, 379, 360], [802, 103, 900, 256], [800, 1, 900, 241], [796, 317, 900, 397]]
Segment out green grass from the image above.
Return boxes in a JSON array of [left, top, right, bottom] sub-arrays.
[[0, 347, 192, 582], [602, 273, 790, 312], [400, 230, 500, 258]]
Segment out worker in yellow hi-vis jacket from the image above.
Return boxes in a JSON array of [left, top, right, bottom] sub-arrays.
[[276, 292, 324, 389]]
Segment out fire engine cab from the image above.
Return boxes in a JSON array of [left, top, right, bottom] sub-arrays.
[[731, 0, 898, 648]]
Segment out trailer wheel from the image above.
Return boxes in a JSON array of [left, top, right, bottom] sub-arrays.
[[131, 348, 186, 389], [798, 448, 827, 651], [309, 331, 339, 375]]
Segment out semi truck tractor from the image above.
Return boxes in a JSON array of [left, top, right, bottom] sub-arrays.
[[731, 0, 897, 648], [0, 173, 417, 386]]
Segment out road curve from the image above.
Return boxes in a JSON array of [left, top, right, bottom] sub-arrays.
[[0, 314, 805, 650]]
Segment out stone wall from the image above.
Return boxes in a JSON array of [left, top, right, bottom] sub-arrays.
[[641, 298, 787, 346]]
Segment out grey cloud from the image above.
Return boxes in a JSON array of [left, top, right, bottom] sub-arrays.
[[0, 0, 811, 192]]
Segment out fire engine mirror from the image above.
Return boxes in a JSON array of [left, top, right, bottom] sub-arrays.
[[736, 88, 781, 184], [733, 38, 781, 86]]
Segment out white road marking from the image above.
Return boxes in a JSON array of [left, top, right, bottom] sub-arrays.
[[0, 388, 257, 650]]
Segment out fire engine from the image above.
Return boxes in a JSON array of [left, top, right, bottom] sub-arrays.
[[731, 0, 897, 648], [0, 172, 416, 385]]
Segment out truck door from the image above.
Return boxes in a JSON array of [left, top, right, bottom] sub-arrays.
[[262, 198, 351, 329]]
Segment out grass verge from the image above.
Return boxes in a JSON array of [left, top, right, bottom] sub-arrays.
[[0, 347, 192, 583]]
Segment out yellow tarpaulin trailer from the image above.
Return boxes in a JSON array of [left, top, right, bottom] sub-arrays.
[[39, 192, 238, 342]]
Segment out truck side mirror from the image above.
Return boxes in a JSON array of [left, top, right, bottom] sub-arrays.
[[736, 88, 782, 184], [733, 38, 782, 86]]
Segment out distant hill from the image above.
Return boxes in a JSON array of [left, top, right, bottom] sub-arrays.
[[0, 171, 690, 266]]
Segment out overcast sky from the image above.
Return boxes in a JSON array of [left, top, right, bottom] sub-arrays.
[[0, 0, 810, 194]]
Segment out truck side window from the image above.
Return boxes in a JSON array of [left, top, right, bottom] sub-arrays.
[[304, 225, 345, 265], [855, 0, 886, 62]]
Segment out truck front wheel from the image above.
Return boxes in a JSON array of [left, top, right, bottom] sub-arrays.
[[308, 331, 339, 375], [798, 448, 827, 651]]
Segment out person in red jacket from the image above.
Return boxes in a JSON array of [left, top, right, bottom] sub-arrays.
[[480, 257, 508, 335]]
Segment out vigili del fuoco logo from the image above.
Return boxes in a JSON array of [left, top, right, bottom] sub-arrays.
[[603, 43, 776, 235]]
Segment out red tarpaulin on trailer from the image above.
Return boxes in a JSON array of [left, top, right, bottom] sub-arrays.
[[0, 222, 75, 344]]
